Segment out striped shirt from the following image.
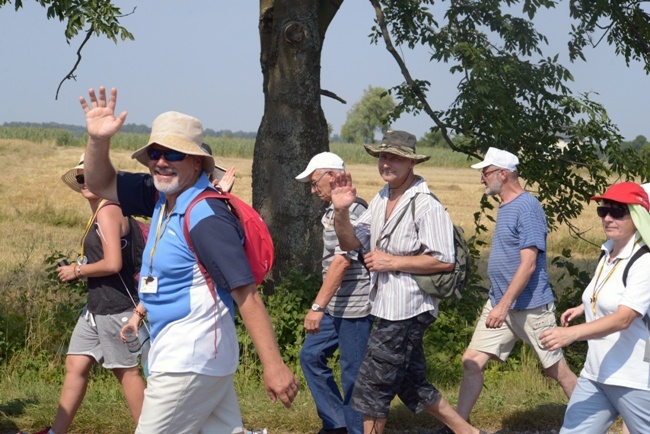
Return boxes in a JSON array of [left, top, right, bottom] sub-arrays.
[[353, 177, 455, 321], [487, 191, 554, 309], [322, 201, 371, 318]]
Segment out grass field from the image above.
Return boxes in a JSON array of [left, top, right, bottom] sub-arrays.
[[0, 138, 623, 434]]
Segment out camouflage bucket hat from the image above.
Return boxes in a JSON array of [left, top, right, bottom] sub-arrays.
[[364, 130, 430, 164]]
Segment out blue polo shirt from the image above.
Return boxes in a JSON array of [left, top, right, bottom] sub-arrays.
[[117, 172, 254, 376]]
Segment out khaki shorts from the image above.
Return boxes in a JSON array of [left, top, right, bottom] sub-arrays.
[[468, 299, 564, 368]]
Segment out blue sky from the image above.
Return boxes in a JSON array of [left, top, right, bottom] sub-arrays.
[[1, 1, 648, 141]]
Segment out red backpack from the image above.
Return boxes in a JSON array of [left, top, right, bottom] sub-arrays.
[[182, 189, 274, 294]]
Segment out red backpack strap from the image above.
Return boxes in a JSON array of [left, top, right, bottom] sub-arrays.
[[182, 189, 228, 300]]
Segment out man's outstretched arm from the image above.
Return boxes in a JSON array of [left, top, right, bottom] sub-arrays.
[[79, 86, 128, 202]]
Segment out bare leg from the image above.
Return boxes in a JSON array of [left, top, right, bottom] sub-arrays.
[[364, 415, 387, 434], [621, 421, 630, 434], [455, 349, 491, 421], [50, 355, 95, 434], [112, 367, 145, 424], [425, 395, 481, 434], [543, 358, 577, 399]]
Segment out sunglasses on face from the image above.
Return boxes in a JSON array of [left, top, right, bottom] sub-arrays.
[[75, 174, 85, 185], [146, 148, 188, 162], [596, 206, 629, 219]]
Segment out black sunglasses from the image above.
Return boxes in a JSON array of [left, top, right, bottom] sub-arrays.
[[75, 174, 85, 185], [147, 148, 188, 162], [596, 206, 628, 219]]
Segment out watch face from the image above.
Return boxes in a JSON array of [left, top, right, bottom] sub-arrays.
[[312, 303, 322, 312]]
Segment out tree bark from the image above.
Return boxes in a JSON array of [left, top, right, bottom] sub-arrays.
[[255, 0, 342, 284]]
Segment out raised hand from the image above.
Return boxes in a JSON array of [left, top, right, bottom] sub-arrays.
[[79, 86, 127, 141], [330, 171, 357, 211]]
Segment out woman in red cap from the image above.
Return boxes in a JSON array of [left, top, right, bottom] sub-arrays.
[[540, 181, 650, 434]]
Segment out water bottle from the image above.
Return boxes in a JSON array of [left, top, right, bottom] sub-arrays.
[[123, 328, 142, 353]]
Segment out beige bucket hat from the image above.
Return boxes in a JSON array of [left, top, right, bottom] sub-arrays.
[[364, 130, 430, 164], [131, 111, 215, 174], [61, 153, 85, 192]]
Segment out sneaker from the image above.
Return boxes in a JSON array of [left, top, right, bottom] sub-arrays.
[[317, 429, 348, 434], [434, 427, 454, 434], [245, 429, 268, 434]]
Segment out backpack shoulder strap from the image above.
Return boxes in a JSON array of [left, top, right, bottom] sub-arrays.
[[353, 196, 369, 209], [622, 244, 650, 287], [182, 189, 228, 298]]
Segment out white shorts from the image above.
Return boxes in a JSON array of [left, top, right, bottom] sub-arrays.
[[468, 299, 564, 368], [135, 372, 244, 434]]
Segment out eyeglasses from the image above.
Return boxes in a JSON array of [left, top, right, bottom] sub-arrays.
[[480, 168, 502, 180], [75, 174, 85, 185], [596, 206, 629, 219], [147, 148, 188, 162], [310, 171, 329, 188]]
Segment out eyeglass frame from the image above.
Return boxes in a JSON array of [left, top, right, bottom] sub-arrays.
[[480, 167, 502, 180], [596, 205, 629, 220], [146, 148, 188, 162], [310, 170, 330, 188]]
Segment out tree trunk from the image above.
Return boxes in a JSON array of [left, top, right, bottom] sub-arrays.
[[254, 0, 341, 285]]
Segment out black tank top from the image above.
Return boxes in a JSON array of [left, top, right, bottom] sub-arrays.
[[84, 204, 139, 315]]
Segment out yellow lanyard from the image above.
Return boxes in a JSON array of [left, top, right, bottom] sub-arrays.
[[590, 239, 640, 315], [146, 202, 174, 277], [78, 199, 107, 264]]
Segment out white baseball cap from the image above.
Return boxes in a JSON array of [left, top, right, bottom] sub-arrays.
[[470, 147, 519, 172], [295, 152, 345, 182]]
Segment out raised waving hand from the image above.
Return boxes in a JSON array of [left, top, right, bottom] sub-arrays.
[[79, 86, 127, 141]]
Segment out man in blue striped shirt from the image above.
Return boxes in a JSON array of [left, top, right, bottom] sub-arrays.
[[440, 147, 577, 432]]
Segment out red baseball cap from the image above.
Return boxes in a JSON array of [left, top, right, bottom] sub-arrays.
[[591, 182, 650, 211]]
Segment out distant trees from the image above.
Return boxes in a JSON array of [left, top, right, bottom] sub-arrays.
[[340, 86, 395, 143]]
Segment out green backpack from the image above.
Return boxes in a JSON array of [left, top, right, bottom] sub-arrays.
[[382, 192, 470, 300]]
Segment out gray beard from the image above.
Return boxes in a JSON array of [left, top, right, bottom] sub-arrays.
[[153, 175, 182, 196]]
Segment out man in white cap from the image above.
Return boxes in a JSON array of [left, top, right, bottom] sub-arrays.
[[437, 147, 577, 433], [79, 87, 298, 434], [295, 152, 372, 434], [330, 131, 487, 434]]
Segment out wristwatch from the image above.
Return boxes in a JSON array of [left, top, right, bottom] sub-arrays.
[[311, 303, 325, 312]]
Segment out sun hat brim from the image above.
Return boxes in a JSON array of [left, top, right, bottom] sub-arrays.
[[61, 154, 85, 193], [363, 144, 430, 164], [131, 135, 215, 174]]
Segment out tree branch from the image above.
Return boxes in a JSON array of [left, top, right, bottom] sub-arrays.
[[320, 89, 346, 103], [370, 0, 480, 159], [55, 26, 93, 100]]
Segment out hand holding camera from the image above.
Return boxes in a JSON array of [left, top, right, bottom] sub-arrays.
[[57, 259, 78, 283]]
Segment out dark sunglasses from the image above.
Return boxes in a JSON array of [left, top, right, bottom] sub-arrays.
[[147, 148, 188, 162], [75, 174, 85, 185], [596, 206, 629, 219]]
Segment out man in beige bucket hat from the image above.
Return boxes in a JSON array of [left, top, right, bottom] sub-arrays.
[[79, 86, 298, 434]]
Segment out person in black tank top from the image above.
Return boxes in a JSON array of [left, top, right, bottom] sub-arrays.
[[24, 155, 145, 434]]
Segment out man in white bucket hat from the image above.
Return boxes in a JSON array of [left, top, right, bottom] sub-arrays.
[[79, 86, 298, 434]]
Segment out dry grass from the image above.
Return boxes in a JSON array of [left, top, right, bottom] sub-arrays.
[[0, 139, 604, 283]]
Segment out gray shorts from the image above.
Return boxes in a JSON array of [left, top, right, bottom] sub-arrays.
[[67, 306, 139, 369], [468, 299, 564, 368]]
